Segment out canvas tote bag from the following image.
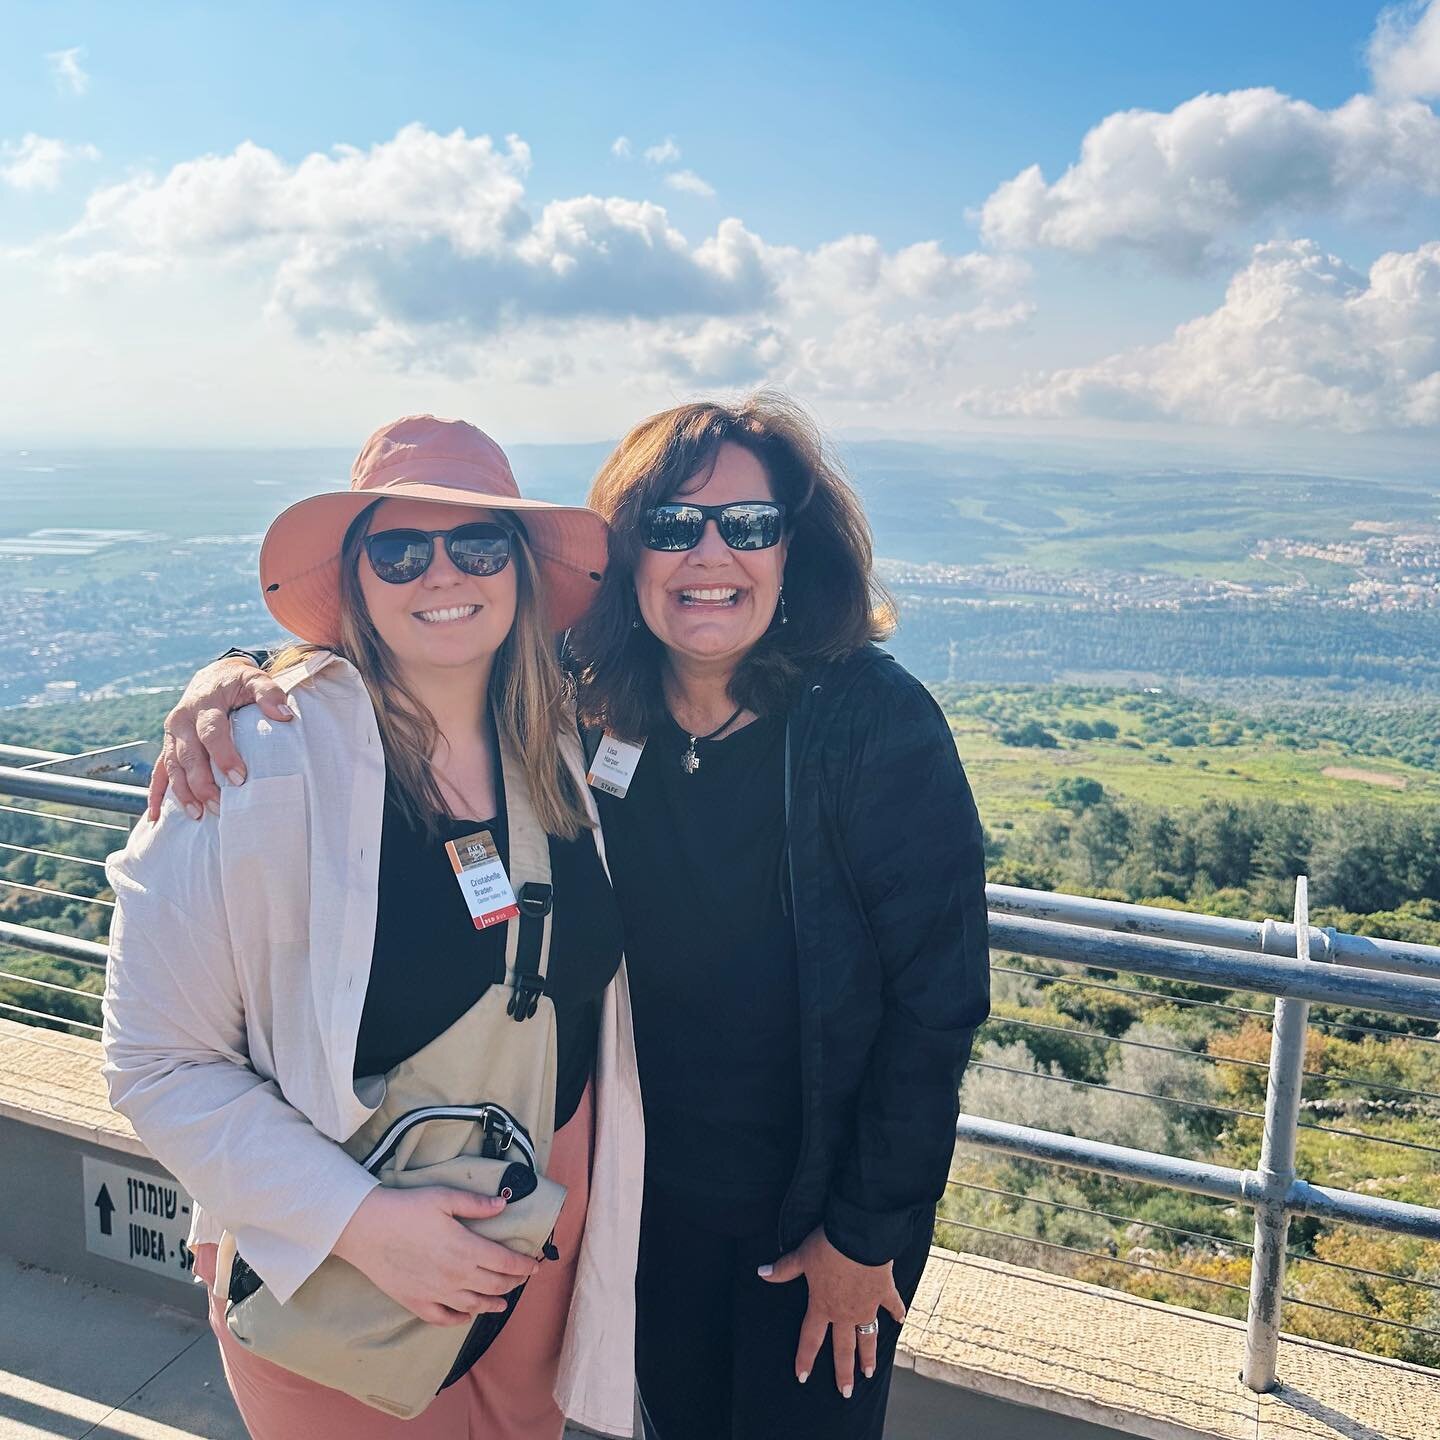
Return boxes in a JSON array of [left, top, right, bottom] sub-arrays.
[[211, 729, 568, 1418]]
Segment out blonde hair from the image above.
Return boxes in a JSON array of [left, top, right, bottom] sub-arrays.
[[272, 503, 589, 841]]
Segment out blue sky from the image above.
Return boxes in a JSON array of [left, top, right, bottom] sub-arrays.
[[2, 0, 1439, 463]]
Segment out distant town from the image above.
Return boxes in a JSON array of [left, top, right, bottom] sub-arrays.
[[881, 523, 1440, 614]]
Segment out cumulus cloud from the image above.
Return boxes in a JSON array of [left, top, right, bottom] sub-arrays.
[[1, 133, 99, 191], [61, 124, 766, 331], [961, 239, 1440, 430], [665, 169, 715, 197], [1370, 0, 1440, 100], [47, 47, 89, 96], [44, 123, 1023, 397], [610, 136, 632, 159], [644, 138, 681, 165], [977, 88, 1440, 270], [769, 236, 1033, 398]]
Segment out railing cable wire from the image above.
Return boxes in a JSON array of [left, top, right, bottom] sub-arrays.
[[0, 802, 130, 833], [0, 840, 109, 868], [0, 969, 102, 1003], [0, 877, 113, 908], [0, 999, 101, 1032], [945, 1178, 1440, 1294], [968, 1059, 1440, 1156], [933, 1216, 1251, 1294]]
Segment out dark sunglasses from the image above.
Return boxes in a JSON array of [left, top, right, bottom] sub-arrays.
[[363, 522, 511, 584], [639, 501, 786, 553]]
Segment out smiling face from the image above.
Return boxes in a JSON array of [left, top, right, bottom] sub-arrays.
[[632, 442, 787, 676], [355, 498, 518, 680]]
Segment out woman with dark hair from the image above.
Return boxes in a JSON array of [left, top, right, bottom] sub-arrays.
[[151, 393, 990, 1440]]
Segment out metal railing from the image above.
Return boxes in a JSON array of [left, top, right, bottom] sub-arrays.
[[3, 752, 1440, 1391], [955, 882, 1440, 1390]]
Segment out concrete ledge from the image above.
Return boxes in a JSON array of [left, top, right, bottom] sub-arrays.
[[0, 1016, 145, 1156], [6, 1018, 1437, 1437], [902, 1246, 1440, 1439]]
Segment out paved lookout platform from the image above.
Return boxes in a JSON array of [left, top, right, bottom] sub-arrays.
[[4, 1018, 1437, 1439]]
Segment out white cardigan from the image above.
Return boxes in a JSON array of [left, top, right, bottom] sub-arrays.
[[102, 651, 644, 1437]]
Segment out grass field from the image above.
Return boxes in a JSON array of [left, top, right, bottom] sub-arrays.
[[943, 687, 1440, 826]]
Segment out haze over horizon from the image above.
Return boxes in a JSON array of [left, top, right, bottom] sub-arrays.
[[1, 1, 1439, 472]]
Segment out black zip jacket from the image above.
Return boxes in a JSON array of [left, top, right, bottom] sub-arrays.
[[777, 645, 990, 1266]]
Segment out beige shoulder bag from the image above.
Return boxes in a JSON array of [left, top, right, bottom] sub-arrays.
[[213, 729, 568, 1419]]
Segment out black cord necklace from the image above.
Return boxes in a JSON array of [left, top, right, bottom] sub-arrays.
[[679, 704, 745, 775]]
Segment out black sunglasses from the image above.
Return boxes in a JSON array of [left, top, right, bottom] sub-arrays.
[[639, 501, 786, 553], [363, 522, 511, 584]]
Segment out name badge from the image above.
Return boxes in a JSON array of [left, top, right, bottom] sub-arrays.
[[586, 732, 646, 799], [444, 829, 520, 929]]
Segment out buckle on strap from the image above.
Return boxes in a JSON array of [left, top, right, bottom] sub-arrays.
[[508, 881, 553, 1021], [518, 882, 553, 918], [507, 973, 545, 1021]]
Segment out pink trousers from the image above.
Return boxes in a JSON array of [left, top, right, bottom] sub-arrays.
[[195, 1081, 593, 1440]]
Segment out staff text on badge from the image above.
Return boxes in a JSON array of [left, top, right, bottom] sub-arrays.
[[445, 829, 520, 929], [587, 733, 646, 799]]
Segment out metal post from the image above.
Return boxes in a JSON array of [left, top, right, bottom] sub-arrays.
[[1241, 876, 1313, 1393]]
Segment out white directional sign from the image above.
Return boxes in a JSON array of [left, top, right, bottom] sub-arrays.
[[82, 1155, 196, 1284]]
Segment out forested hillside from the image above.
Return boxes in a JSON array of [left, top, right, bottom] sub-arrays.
[[4, 684, 1440, 1361]]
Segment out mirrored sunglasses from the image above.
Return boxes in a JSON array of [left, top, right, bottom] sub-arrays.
[[363, 522, 512, 584]]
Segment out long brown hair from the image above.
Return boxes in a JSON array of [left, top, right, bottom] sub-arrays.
[[272, 502, 589, 840], [569, 391, 893, 738]]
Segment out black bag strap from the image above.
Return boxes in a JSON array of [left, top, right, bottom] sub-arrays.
[[497, 728, 553, 1022]]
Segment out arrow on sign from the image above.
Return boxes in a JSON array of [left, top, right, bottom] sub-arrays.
[[94, 1184, 115, 1236]]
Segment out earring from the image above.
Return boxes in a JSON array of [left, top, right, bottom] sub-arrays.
[[779, 587, 788, 626]]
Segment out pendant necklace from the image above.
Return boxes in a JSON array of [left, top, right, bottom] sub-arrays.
[[680, 704, 745, 775]]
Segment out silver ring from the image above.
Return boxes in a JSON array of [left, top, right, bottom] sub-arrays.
[[855, 1320, 880, 1336]]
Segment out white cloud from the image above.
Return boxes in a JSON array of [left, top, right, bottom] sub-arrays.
[[961, 239, 1440, 430], [639, 318, 785, 384], [767, 238, 1032, 399], [610, 136, 632, 159], [1370, 0, 1440, 100], [1, 133, 100, 191], [42, 124, 1022, 400], [977, 88, 1440, 270], [665, 169, 715, 198], [47, 47, 89, 96], [643, 138, 681, 165]]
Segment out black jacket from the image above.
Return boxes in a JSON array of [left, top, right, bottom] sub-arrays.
[[777, 645, 990, 1265]]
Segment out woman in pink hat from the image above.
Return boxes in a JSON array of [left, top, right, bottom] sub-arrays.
[[103, 416, 644, 1440]]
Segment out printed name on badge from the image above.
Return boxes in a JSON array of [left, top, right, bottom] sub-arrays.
[[445, 829, 520, 929], [586, 732, 647, 799]]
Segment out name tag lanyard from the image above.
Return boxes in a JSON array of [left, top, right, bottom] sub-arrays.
[[586, 732, 647, 798], [445, 829, 520, 929]]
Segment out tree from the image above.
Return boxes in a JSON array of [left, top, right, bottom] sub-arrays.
[[1073, 803, 1132, 886], [1000, 720, 1059, 749], [1047, 776, 1106, 812]]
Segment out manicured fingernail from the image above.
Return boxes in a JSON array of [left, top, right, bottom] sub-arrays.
[[226, 769, 246, 787], [864, 1367, 875, 1379], [276, 704, 293, 719], [757, 1264, 773, 1277], [797, 1371, 808, 1385], [186, 804, 203, 821], [204, 799, 220, 817], [842, 1385, 853, 1399]]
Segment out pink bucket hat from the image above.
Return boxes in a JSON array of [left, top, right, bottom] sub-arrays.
[[260, 415, 608, 645]]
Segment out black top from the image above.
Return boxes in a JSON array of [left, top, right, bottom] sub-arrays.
[[356, 788, 624, 1130], [596, 710, 801, 1209]]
